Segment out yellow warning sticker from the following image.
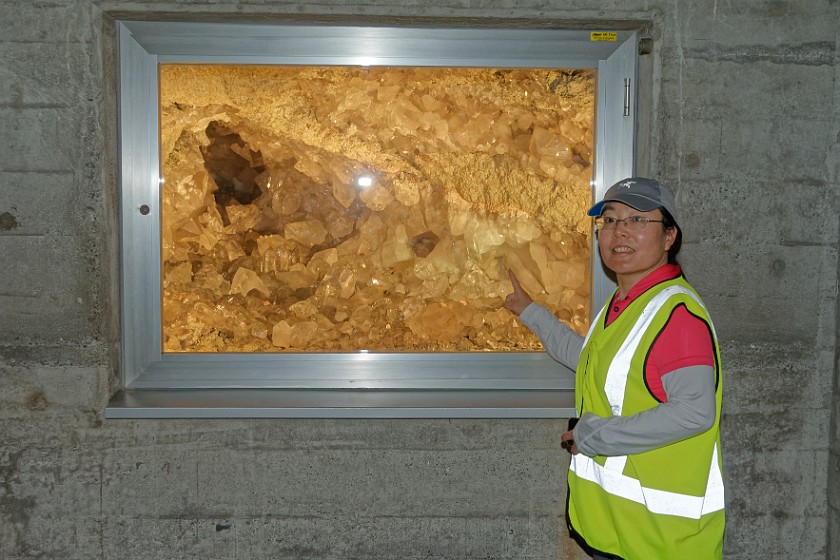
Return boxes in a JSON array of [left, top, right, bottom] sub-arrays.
[[591, 32, 617, 42]]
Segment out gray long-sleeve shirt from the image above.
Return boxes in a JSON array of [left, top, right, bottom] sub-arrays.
[[519, 302, 716, 457]]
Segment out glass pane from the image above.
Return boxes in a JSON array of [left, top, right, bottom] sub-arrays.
[[159, 64, 594, 353]]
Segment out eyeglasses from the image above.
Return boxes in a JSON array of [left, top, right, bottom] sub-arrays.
[[594, 216, 665, 231]]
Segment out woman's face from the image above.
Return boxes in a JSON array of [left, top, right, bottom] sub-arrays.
[[597, 202, 676, 291]]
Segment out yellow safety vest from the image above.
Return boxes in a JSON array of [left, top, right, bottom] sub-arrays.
[[567, 277, 725, 560]]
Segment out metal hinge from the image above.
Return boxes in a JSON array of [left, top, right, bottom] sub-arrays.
[[623, 78, 631, 117]]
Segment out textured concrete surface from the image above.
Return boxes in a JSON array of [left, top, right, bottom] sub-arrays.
[[1, 0, 839, 559]]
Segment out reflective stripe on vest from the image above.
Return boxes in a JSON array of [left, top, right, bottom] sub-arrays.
[[570, 286, 725, 519]]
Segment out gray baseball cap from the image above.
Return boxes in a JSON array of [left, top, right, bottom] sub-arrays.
[[588, 177, 679, 225]]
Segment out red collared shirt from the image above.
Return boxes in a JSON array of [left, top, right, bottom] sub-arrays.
[[606, 264, 715, 402]]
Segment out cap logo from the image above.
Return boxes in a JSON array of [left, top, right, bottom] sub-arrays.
[[617, 180, 636, 189]]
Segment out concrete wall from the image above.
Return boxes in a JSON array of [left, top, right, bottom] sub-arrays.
[[1, 1, 838, 559], [830, 21, 840, 552]]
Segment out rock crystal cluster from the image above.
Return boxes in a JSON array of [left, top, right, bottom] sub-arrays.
[[159, 64, 594, 352]]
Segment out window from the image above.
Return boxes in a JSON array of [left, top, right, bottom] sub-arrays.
[[109, 21, 638, 418]]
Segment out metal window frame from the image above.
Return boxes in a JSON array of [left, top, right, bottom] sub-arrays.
[[109, 21, 636, 418]]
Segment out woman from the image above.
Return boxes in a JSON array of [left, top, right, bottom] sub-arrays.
[[504, 177, 724, 560]]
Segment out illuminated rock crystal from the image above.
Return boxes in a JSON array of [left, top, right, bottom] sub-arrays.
[[407, 303, 461, 340], [380, 224, 412, 267], [160, 64, 594, 352], [338, 268, 357, 299], [272, 320, 292, 348], [230, 267, 270, 298], [358, 183, 394, 211], [285, 220, 328, 247], [289, 300, 318, 319]]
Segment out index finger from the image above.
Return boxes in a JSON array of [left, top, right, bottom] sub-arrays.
[[507, 269, 522, 291]]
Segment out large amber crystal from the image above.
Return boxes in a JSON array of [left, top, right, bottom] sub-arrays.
[[159, 64, 594, 352]]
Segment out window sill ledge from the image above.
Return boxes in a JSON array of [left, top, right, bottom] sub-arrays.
[[105, 388, 576, 419]]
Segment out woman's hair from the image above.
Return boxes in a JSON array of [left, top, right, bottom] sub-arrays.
[[660, 208, 682, 265]]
